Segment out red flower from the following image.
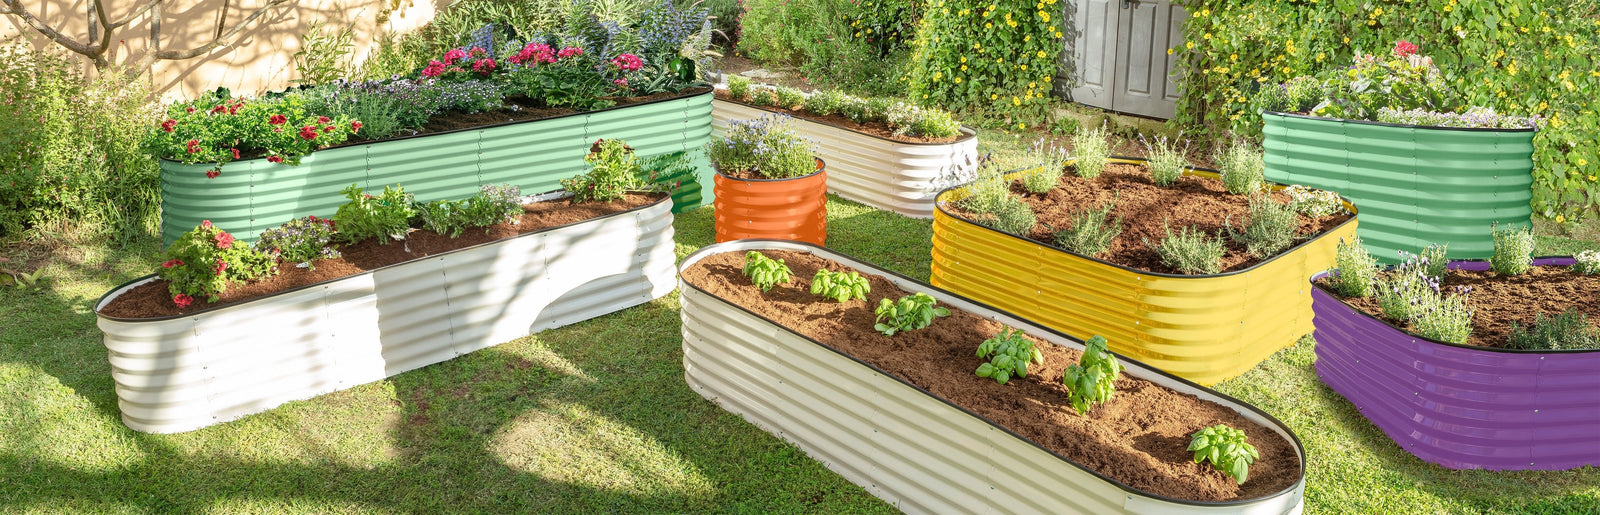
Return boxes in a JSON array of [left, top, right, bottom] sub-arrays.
[[614, 78, 629, 88], [267, 155, 284, 163], [308, 215, 318, 221], [609, 53, 643, 72], [350, 121, 363, 133], [214, 232, 234, 249], [473, 58, 497, 75], [557, 47, 583, 60], [172, 294, 193, 308], [186, 106, 196, 113], [162, 259, 184, 268], [1394, 40, 1419, 58], [185, 139, 201, 154], [230, 148, 240, 160], [269, 114, 287, 125], [201, 220, 212, 229], [299, 125, 318, 140], [210, 105, 227, 114], [323, 125, 336, 133], [442, 49, 467, 66], [421, 60, 446, 77], [161, 119, 177, 132], [205, 169, 221, 179], [317, 116, 331, 124], [214, 258, 228, 276]]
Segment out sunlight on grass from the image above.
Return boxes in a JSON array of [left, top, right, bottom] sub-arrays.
[[490, 400, 715, 498], [0, 364, 141, 472]]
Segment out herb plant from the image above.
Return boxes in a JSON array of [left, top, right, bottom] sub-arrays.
[[255, 216, 341, 269], [1331, 237, 1378, 298], [810, 269, 870, 302], [974, 327, 1044, 385], [1061, 335, 1123, 414], [416, 199, 471, 238], [1217, 141, 1264, 195], [742, 251, 792, 291], [1373, 264, 1435, 322], [1146, 223, 1225, 275], [1490, 223, 1535, 276], [159, 220, 277, 305], [708, 115, 817, 179], [1019, 138, 1070, 194], [804, 89, 848, 116], [1411, 287, 1474, 344], [1227, 195, 1299, 257], [1507, 308, 1600, 351], [1139, 133, 1188, 187], [1188, 424, 1258, 485], [1053, 194, 1121, 258], [1070, 125, 1110, 179], [331, 184, 417, 245], [1283, 185, 1345, 217], [564, 138, 643, 202], [1575, 250, 1600, 275], [873, 292, 950, 336], [1415, 243, 1449, 281], [774, 86, 806, 109]]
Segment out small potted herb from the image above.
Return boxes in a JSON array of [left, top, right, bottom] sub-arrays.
[[708, 114, 827, 245]]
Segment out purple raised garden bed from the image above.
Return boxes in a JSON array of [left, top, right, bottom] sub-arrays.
[[1313, 257, 1600, 471]]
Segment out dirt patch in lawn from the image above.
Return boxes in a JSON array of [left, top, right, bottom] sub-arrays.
[[1321, 265, 1600, 349], [681, 249, 1304, 502], [713, 89, 962, 145], [98, 193, 665, 319], [944, 163, 1352, 274]]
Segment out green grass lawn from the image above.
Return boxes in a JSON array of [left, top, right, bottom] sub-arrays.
[[2, 190, 1596, 513]]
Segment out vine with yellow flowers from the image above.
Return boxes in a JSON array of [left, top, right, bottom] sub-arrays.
[[907, 0, 1065, 127]]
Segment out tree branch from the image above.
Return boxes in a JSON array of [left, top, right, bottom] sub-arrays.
[[109, 0, 162, 31], [0, 0, 99, 58], [154, 0, 293, 60]]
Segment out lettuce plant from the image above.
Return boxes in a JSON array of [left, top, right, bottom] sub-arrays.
[[810, 269, 870, 302], [974, 327, 1043, 385], [331, 184, 416, 245], [1062, 335, 1122, 414], [873, 292, 949, 336], [1188, 424, 1258, 485], [159, 220, 276, 306], [742, 251, 792, 291]]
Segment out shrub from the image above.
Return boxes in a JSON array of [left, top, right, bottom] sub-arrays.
[[1507, 308, 1600, 351], [873, 292, 950, 336], [861, 97, 897, 124], [416, 199, 472, 238], [1373, 265, 1435, 322], [1188, 425, 1258, 485], [1412, 288, 1474, 344], [331, 184, 417, 245], [1331, 237, 1378, 298], [972, 195, 1036, 236], [564, 139, 643, 202], [742, 251, 792, 291], [886, 102, 963, 139], [1283, 185, 1346, 217], [1575, 250, 1600, 275], [1062, 335, 1122, 414], [1416, 243, 1450, 281], [1490, 223, 1535, 276], [804, 89, 849, 116], [811, 269, 871, 302], [836, 96, 871, 123], [291, 20, 357, 86], [1376, 106, 1539, 129], [745, 86, 776, 106], [908, 0, 1063, 125], [739, 0, 917, 96], [1070, 125, 1110, 179], [500, 47, 611, 111], [1227, 195, 1299, 257], [1140, 134, 1188, 187], [1053, 195, 1121, 258], [300, 80, 437, 140], [1217, 141, 1264, 195], [420, 184, 525, 237], [159, 221, 277, 305], [974, 327, 1043, 385], [774, 86, 806, 109], [727, 74, 752, 100], [256, 216, 341, 269], [708, 115, 818, 179], [1147, 223, 1225, 275]]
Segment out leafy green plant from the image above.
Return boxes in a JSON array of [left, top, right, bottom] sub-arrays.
[[804, 89, 849, 116], [745, 87, 776, 106], [908, 0, 1063, 125], [1373, 266, 1434, 322], [413, 184, 522, 238], [774, 86, 806, 109], [1019, 138, 1070, 195], [1331, 237, 1378, 298], [1416, 243, 1450, 281], [1575, 250, 1600, 275], [255, 215, 341, 269], [873, 292, 950, 336], [1061, 335, 1122, 414], [1227, 195, 1299, 257], [708, 115, 817, 179], [1412, 288, 1474, 344], [1188, 424, 1258, 485], [0, 259, 51, 291], [885, 102, 963, 139], [1146, 223, 1225, 275], [416, 199, 472, 238], [810, 269, 870, 302], [739, 0, 917, 96], [1049, 116, 1080, 135], [742, 251, 793, 291], [1053, 194, 1121, 258], [1490, 223, 1535, 276], [1507, 308, 1600, 351], [1283, 185, 1345, 218], [974, 327, 1043, 385], [158, 221, 277, 305], [291, 19, 357, 86], [836, 96, 870, 123], [1218, 141, 1264, 195], [331, 184, 417, 245], [727, 74, 752, 101], [1069, 125, 1110, 179], [1141, 134, 1189, 187], [564, 139, 643, 202]]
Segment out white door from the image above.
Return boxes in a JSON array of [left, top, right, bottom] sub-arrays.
[[1059, 0, 1187, 119]]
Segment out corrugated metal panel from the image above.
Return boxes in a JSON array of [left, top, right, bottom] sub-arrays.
[[712, 99, 979, 219], [161, 90, 713, 247], [1313, 258, 1600, 471], [712, 166, 827, 245], [930, 160, 1358, 385], [97, 198, 677, 434], [1261, 112, 1534, 264], [679, 240, 1307, 514]]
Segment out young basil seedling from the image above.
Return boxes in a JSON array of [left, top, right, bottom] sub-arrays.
[[742, 251, 792, 291], [974, 327, 1045, 385], [1188, 424, 1259, 485], [1062, 335, 1123, 414], [810, 269, 870, 302], [873, 292, 950, 336]]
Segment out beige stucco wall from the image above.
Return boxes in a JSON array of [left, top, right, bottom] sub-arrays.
[[2, 0, 439, 100]]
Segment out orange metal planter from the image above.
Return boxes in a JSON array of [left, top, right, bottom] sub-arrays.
[[713, 158, 827, 245]]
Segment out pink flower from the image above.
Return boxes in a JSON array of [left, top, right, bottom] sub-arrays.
[[614, 78, 629, 87], [267, 155, 284, 163], [214, 232, 234, 249], [201, 220, 212, 229], [268, 114, 287, 125], [609, 53, 643, 72], [185, 139, 200, 154], [472, 58, 497, 75], [230, 148, 240, 160], [1393, 40, 1419, 58], [205, 169, 221, 179], [162, 259, 184, 268], [214, 258, 227, 276], [511, 43, 555, 65], [161, 119, 177, 132], [421, 60, 447, 78], [469, 47, 487, 58], [172, 294, 193, 308], [442, 48, 467, 66], [557, 47, 583, 60], [351, 121, 362, 133]]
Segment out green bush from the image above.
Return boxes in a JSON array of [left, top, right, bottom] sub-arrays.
[[1053, 195, 1121, 258], [708, 115, 817, 179], [1141, 134, 1188, 187], [332, 184, 418, 245], [727, 75, 752, 100], [1490, 223, 1534, 276], [1070, 125, 1111, 179], [159, 221, 277, 305], [1228, 195, 1299, 257], [1147, 223, 1225, 275], [0, 44, 161, 241], [805, 89, 850, 116], [256, 216, 341, 268], [1218, 141, 1264, 195], [1331, 236, 1378, 298], [1173, 0, 1600, 224], [564, 139, 643, 202], [908, 0, 1063, 125], [1507, 308, 1600, 351], [740, 0, 916, 96], [774, 86, 807, 109]]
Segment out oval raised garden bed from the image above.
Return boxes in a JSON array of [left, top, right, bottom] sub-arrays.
[[711, 97, 978, 219], [679, 240, 1307, 513], [1261, 111, 1534, 264], [1312, 257, 1600, 471], [162, 88, 713, 247], [930, 157, 1359, 385], [712, 158, 827, 245], [96, 194, 677, 434]]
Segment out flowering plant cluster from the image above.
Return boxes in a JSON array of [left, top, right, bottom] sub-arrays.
[[1283, 185, 1347, 218], [1375, 106, 1538, 130], [158, 220, 277, 306], [255, 216, 341, 270], [908, 0, 1064, 126], [421, 47, 499, 80], [564, 139, 645, 203], [708, 115, 819, 180], [1369, 249, 1475, 344], [151, 90, 359, 176], [1574, 250, 1600, 276], [415, 184, 524, 238]]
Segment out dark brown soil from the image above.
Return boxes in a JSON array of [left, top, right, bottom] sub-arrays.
[[712, 89, 961, 144], [681, 249, 1303, 502], [98, 193, 665, 319], [340, 87, 713, 146], [945, 163, 1352, 274], [1323, 265, 1600, 348]]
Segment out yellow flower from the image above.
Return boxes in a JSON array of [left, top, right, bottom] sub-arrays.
[[1024, 34, 1031, 42], [1020, 64, 1028, 70], [1039, 11, 1050, 22], [1368, 19, 1376, 26], [1343, 37, 1350, 44], [1167, 48, 1174, 55], [1012, 96, 1021, 106], [1557, 214, 1567, 223], [933, 72, 943, 81], [1204, 32, 1212, 40], [1539, 101, 1548, 111], [986, 22, 993, 28], [1373, 7, 1383, 15], [1444, 5, 1451, 11], [1018, 123, 1026, 129], [992, 94, 998, 100], [1230, 53, 1238, 61], [1037, 51, 1047, 58], [1579, 158, 1589, 166], [960, 56, 967, 63], [961, 65, 967, 71], [954, 77, 962, 83], [1186, 41, 1195, 50]]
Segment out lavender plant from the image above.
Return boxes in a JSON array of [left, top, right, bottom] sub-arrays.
[[1217, 141, 1264, 195], [1507, 308, 1600, 351], [1331, 237, 1378, 298], [1411, 286, 1474, 344], [1226, 195, 1299, 257], [256, 216, 341, 269], [1415, 243, 1449, 281], [1070, 125, 1110, 179], [1146, 223, 1225, 275], [1140, 133, 1189, 187], [1053, 194, 1121, 258], [1373, 259, 1436, 322], [1020, 138, 1070, 194], [707, 115, 817, 179], [1490, 223, 1535, 276]]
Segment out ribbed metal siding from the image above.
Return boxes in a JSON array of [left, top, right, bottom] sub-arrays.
[[98, 198, 677, 434], [161, 91, 713, 247], [712, 167, 828, 245], [1312, 258, 1600, 471], [679, 240, 1307, 514], [712, 99, 979, 219], [930, 164, 1358, 385], [1261, 112, 1533, 264]]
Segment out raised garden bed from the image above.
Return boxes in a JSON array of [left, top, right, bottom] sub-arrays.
[[1261, 111, 1534, 264], [161, 88, 713, 247], [931, 158, 1358, 385], [96, 193, 677, 433], [712, 158, 828, 245], [679, 240, 1307, 512], [711, 94, 977, 219], [1312, 257, 1600, 470]]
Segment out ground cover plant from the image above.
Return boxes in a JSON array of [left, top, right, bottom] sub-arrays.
[[719, 81, 962, 141]]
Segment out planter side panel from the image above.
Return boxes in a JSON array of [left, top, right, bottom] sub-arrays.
[[101, 200, 676, 433], [713, 170, 828, 245], [162, 92, 713, 247], [1312, 280, 1600, 470], [1262, 113, 1533, 263], [930, 205, 1355, 386], [712, 100, 977, 219]]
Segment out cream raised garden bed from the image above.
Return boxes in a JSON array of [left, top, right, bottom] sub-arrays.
[[96, 195, 676, 434]]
